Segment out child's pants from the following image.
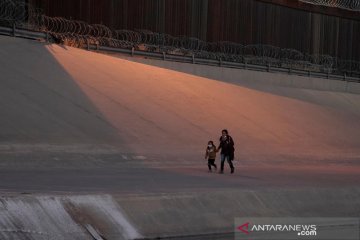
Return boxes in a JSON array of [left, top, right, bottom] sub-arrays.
[[208, 159, 217, 170]]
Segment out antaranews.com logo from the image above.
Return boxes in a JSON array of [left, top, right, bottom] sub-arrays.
[[234, 218, 359, 240], [237, 222, 316, 236]]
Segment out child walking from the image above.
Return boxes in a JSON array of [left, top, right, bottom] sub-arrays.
[[204, 141, 217, 172]]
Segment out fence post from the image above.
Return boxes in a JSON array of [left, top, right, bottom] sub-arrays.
[[163, 52, 166, 60], [192, 54, 195, 64], [219, 58, 222, 67], [46, 32, 49, 43], [131, 47, 135, 57], [267, 63, 270, 72], [344, 72, 346, 81]]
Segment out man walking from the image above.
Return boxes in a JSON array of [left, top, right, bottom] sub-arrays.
[[217, 129, 235, 174]]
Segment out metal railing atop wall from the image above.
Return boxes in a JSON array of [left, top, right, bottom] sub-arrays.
[[0, 0, 360, 82]]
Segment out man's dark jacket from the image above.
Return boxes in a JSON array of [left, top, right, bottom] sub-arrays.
[[219, 135, 235, 160]]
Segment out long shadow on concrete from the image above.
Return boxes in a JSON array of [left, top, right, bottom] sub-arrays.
[[0, 36, 123, 145]]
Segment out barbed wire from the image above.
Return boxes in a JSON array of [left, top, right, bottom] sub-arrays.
[[0, 0, 359, 76], [299, 0, 360, 11]]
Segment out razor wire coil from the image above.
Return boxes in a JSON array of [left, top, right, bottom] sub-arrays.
[[299, 0, 360, 11]]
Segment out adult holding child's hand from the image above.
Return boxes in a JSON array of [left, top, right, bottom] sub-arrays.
[[217, 129, 235, 174]]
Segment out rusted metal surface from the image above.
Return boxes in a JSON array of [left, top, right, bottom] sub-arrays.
[[22, 0, 360, 61]]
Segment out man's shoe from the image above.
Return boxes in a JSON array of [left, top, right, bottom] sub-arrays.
[[231, 168, 234, 174]]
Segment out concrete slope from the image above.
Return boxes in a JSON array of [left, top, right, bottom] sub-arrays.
[[1, 189, 359, 240], [0, 195, 142, 240], [0, 36, 360, 240], [123, 56, 360, 115], [1, 36, 360, 162]]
